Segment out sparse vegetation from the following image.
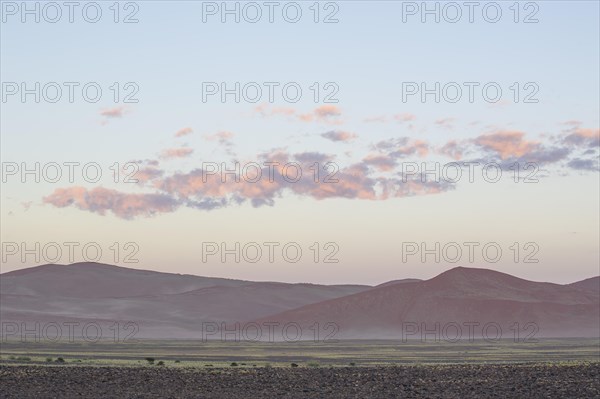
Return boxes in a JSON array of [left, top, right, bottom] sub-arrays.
[[46, 357, 53, 362], [307, 362, 320, 368]]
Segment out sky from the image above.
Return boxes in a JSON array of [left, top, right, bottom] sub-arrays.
[[1, 0, 599, 285]]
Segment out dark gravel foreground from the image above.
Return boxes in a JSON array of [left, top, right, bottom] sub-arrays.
[[1, 363, 599, 398]]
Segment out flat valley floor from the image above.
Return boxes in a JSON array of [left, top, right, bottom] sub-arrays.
[[1, 339, 599, 398]]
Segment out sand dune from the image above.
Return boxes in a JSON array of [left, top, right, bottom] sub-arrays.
[[0, 263, 369, 338], [255, 267, 600, 339], [1, 263, 598, 339]]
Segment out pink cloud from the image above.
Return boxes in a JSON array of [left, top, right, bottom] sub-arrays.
[[298, 105, 342, 124], [362, 154, 396, 171], [44, 150, 455, 219], [135, 167, 164, 184], [254, 104, 343, 125], [100, 107, 127, 118], [314, 105, 341, 118], [474, 131, 540, 159], [394, 113, 416, 123], [160, 147, 194, 159], [43, 187, 179, 219], [175, 127, 193, 138], [438, 140, 464, 160], [204, 131, 234, 141]]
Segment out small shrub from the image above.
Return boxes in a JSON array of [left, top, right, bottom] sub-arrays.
[[157, 361, 165, 366], [290, 363, 299, 368], [46, 357, 53, 362], [174, 360, 180, 363], [55, 357, 65, 363], [349, 362, 356, 366], [230, 362, 238, 367], [145, 357, 155, 364], [307, 362, 319, 368], [8, 356, 15, 360], [205, 364, 213, 367]]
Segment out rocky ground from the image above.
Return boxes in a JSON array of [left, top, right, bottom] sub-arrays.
[[1, 363, 599, 398]]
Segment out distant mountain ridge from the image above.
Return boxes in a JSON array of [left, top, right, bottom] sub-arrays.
[[1, 263, 598, 339]]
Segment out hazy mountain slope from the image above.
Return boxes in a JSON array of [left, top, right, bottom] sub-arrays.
[[2, 264, 598, 339], [568, 276, 600, 293], [0, 263, 370, 338], [255, 267, 600, 339]]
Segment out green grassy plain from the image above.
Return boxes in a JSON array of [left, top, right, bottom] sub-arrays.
[[1, 338, 598, 368]]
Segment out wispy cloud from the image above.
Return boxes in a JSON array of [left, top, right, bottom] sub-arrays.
[[175, 127, 193, 138], [99, 106, 129, 125], [160, 147, 194, 159], [363, 115, 387, 123], [435, 117, 455, 130], [321, 130, 357, 142], [255, 104, 343, 125], [373, 137, 429, 159], [43, 187, 180, 219], [394, 113, 416, 123]]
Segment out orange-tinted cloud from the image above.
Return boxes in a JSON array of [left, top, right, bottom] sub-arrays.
[[474, 131, 540, 159]]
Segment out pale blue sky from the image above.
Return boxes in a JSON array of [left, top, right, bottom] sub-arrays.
[[1, 1, 599, 284]]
